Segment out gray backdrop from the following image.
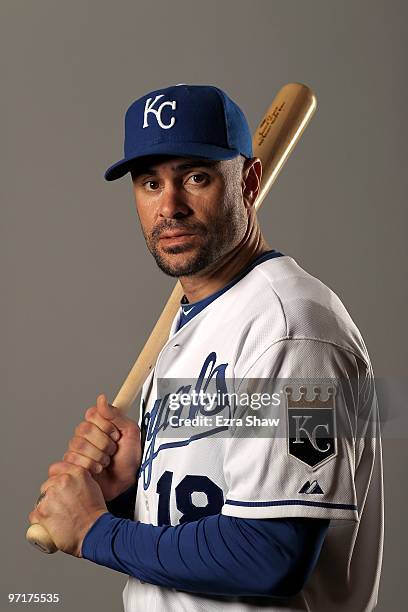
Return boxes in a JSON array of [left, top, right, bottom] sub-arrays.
[[2, 1, 406, 610]]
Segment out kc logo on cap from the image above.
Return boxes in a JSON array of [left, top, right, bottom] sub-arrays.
[[143, 95, 177, 130]]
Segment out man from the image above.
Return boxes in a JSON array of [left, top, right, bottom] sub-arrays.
[[29, 85, 384, 611]]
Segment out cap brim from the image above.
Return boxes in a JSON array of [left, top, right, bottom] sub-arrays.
[[104, 142, 241, 181]]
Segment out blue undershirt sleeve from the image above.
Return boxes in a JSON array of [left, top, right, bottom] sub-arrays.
[[81, 512, 329, 598]]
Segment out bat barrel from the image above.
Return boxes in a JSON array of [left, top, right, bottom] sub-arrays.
[[253, 82, 317, 209]]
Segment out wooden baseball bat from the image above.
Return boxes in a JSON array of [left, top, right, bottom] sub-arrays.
[[26, 83, 317, 553]]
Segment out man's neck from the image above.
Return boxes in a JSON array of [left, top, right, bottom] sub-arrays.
[[179, 235, 272, 304]]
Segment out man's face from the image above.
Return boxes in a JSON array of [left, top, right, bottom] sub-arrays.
[[131, 155, 249, 277]]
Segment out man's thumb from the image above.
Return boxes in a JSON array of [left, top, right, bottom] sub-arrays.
[[96, 393, 132, 430]]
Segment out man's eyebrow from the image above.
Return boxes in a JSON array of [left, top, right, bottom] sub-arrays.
[[132, 159, 219, 178], [174, 160, 219, 171]]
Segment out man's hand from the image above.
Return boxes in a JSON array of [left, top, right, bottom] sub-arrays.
[[28, 463, 108, 557], [50, 394, 142, 501]]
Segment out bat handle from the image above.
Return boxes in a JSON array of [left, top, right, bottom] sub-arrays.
[[26, 523, 58, 554]]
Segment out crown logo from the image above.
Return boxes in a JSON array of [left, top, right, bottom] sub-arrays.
[[284, 385, 336, 409]]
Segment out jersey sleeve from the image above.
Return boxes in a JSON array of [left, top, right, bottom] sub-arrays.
[[221, 338, 374, 523]]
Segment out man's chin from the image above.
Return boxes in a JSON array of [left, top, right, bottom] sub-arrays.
[[152, 248, 211, 278], [155, 259, 201, 278]]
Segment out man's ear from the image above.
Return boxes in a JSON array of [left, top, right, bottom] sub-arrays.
[[241, 157, 262, 208]]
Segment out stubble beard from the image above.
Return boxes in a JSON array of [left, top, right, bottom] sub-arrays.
[[145, 203, 247, 278]]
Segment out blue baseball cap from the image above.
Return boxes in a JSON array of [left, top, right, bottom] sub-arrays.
[[104, 84, 253, 181]]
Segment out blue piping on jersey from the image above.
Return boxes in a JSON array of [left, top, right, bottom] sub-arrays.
[[225, 499, 358, 511]]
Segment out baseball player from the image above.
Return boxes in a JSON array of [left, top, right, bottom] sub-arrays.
[[29, 85, 384, 611]]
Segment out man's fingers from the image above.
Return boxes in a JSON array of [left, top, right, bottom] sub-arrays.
[[88, 395, 140, 441], [74, 421, 118, 455], [47, 461, 89, 479], [48, 460, 78, 477], [32, 465, 90, 524], [67, 436, 112, 469], [85, 405, 121, 442], [63, 450, 109, 475], [93, 394, 117, 421], [41, 466, 84, 492], [95, 394, 136, 432]]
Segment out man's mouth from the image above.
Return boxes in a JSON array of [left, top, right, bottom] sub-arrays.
[[160, 230, 196, 239], [159, 233, 198, 245]]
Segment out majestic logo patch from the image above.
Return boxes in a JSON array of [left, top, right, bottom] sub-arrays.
[[143, 94, 177, 129], [299, 480, 324, 494], [285, 385, 337, 470]]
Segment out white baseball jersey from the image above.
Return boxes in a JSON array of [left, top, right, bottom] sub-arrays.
[[122, 254, 384, 612]]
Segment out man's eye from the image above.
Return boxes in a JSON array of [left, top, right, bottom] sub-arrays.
[[186, 173, 208, 185], [144, 180, 160, 191]]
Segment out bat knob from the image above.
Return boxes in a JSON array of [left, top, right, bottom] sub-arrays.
[[26, 523, 58, 554]]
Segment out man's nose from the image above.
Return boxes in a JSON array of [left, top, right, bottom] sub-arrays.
[[157, 183, 191, 218]]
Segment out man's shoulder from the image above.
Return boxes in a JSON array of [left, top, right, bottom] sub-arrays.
[[235, 256, 369, 362]]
